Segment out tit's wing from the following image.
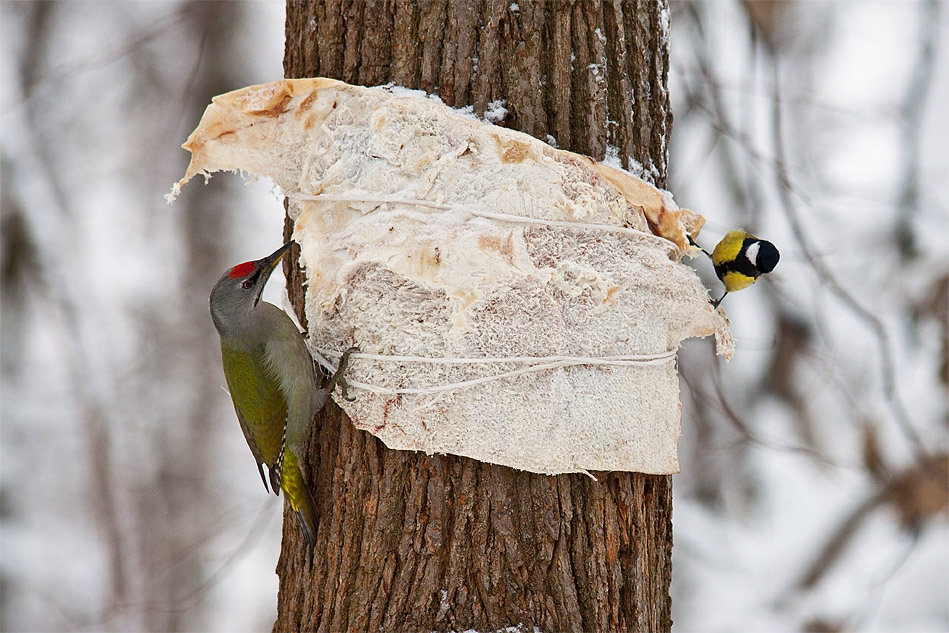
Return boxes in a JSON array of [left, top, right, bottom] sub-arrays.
[[711, 230, 747, 272], [220, 340, 288, 494]]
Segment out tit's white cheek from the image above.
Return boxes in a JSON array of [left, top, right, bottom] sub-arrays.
[[744, 241, 760, 267]]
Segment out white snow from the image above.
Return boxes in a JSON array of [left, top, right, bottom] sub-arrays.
[[2, 1, 946, 631]]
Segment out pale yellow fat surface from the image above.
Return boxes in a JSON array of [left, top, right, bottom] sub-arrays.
[[173, 78, 734, 475]]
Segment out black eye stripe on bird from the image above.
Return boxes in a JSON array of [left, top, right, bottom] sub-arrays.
[[692, 229, 780, 308], [209, 240, 358, 562]]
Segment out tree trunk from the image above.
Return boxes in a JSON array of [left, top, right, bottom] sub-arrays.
[[277, 2, 674, 631]]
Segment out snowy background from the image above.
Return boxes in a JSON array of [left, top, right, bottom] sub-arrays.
[[1, 2, 946, 631]]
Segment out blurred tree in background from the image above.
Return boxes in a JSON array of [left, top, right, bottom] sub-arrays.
[[669, 2, 947, 630], [1, 1, 945, 631], [2, 3, 287, 630]]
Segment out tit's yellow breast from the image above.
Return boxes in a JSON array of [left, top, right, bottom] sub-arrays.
[[721, 270, 758, 292]]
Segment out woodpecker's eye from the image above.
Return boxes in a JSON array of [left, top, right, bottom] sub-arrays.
[[241, 280, 253, 290]]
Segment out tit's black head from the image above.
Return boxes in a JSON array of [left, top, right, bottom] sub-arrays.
[[756, 240, 779, 274]]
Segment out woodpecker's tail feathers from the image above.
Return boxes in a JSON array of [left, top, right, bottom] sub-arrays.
[[294, 504, 317, 564], [291, 480, 318, 566], [280, 450, 319, 562]]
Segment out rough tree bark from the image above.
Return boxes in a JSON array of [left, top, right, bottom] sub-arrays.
[[277, 2, 674, 631]]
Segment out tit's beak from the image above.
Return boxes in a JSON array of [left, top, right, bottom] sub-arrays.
[[253, 241, 295, 306]]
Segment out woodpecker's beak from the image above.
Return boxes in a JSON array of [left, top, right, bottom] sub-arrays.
[[261, 241, 294, 270], [253, 241, 295, 306]]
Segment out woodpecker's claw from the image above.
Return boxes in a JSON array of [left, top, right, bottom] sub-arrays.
[[339, 365, 358, 401], [327, 346, 359, 401]]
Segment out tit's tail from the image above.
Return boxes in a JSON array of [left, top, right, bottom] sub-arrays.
[[279, 449, 318, 561]]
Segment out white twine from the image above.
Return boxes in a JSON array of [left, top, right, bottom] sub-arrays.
[[286, 192, 680, 255], [293, 191, 681, 397], [310, 346, 677, 396]]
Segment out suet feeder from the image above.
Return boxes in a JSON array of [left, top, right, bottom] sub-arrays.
[[171, 78, 733, 475]]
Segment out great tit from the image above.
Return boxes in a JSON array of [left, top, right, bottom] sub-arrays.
[[692, 229, 779, 307]]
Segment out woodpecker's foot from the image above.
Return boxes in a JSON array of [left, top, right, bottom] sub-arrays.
[[328, 346, 359, 401]]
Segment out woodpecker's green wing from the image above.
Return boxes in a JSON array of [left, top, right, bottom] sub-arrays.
[[220, 340, 287, 494]]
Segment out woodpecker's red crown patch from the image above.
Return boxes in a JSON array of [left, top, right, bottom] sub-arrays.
[[229, 261, 256, 279]]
